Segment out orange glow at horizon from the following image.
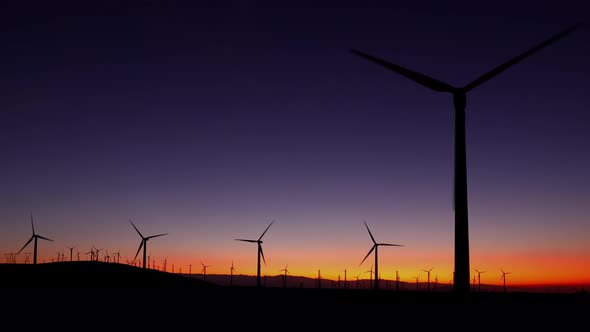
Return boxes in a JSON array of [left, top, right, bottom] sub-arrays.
[[47, 247, 589, 287]]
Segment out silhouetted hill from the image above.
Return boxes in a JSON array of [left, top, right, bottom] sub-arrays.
[[0, 261, 219, 289], [1, 262, 587, 328]]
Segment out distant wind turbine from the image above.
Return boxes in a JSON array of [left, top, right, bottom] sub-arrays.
[[94, 247, 103, 263], [129, 219, 168, 269], [85, 248, 94, 261], [66, 245, 77, 262], [235, 219, 275, 288], [413, 276, 420, 290], [351, 23, 581, 294], [17, 213, 53, 265], [474, 268, 486, 292], [280, 264, 289, 288], [360, 220, 403, 290], [230, 261, 236, 286], [500, 268, 511, 293], [344, 267, 348, 289], [113, 251, 121, 264], [201, 261, 210, 281], [365, 265, 374, 289], [422, 267, 434, 292]]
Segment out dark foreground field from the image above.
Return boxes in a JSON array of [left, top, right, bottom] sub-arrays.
[[1, 262, 587, 327]]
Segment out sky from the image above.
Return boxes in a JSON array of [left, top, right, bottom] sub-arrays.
[[1, 0, 589, 287]]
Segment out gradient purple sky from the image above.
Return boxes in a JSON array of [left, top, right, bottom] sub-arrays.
[[1, 1, 589, 284]]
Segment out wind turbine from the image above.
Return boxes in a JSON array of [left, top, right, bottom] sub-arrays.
[[66, 245, 77, 262], [85, 248, 94, 261], [201, 261, 210, 281], [500, 268, 511, 293], [474, 268, 486, 292], [280, 264, 289, 288], [129, 219, 167, 269], [17, 213, 53, 265], [365, 265, 374, 289], [360, 220, 403, 290], [344, 267, 348, 289], [113, 251, 121, 264], [422, 267, 434, 292], [413, 276, 420, 290], [234, 219, 275, 288], [230, 261, 236, 286], [94, 247, 103, 263], [351, 23, 581, 294]]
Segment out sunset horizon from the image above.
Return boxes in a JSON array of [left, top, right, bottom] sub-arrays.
[[2, 1, 589, 294]]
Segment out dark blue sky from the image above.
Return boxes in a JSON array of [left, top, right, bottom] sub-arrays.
[[1, 1, 589, 282]]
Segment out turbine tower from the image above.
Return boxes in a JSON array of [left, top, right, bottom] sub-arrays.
[[351, 23, 581, 294], [17, 213, 53, 265], [129, 219, 167, 269], [235, 219, 275, 288], [360, 220, 403, 290]]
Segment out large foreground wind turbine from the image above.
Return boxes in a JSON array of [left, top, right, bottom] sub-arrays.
[[360, 220, 403, 290], [351, 23, 581, 294], [129, 219, 167, 269], [235, 219, 275, 288], [17, 213, 53, 265]]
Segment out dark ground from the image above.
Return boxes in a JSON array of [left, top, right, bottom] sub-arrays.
[[1, 262, 587, 328]]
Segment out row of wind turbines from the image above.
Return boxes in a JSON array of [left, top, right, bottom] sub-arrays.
[[15, 213, 513, 292]]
